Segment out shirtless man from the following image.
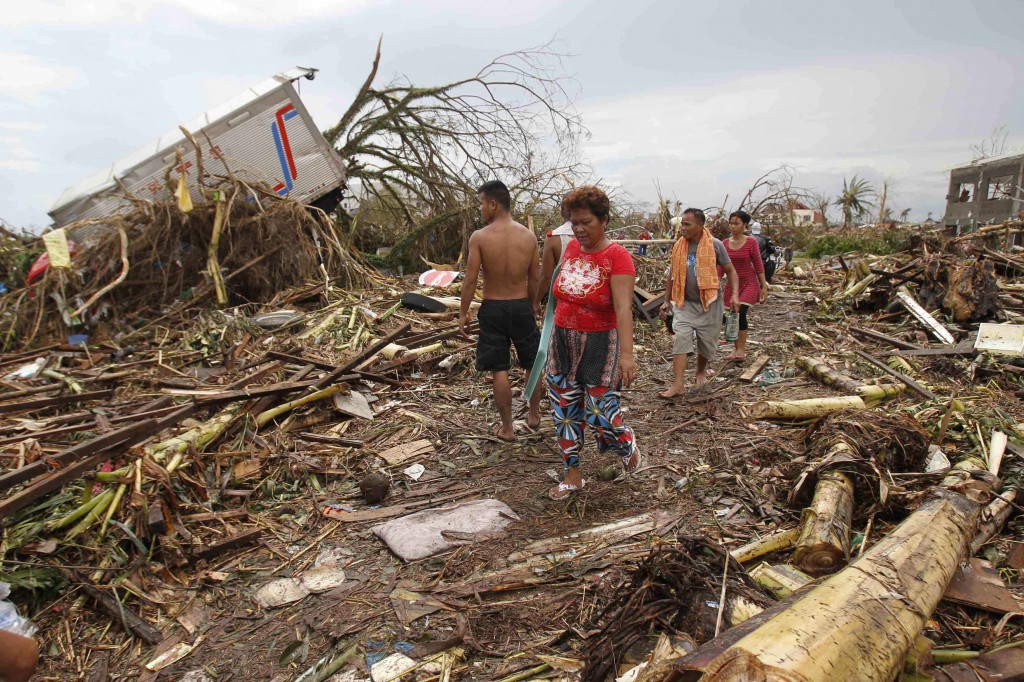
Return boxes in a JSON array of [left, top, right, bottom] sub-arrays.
[[460, 180, 544, 442]]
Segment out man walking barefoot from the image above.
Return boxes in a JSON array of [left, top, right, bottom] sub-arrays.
[[659, 208, 740, 398], [460, 180, 544, 441]]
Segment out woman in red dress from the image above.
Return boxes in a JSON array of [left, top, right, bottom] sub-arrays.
[[722, 211, 768, 360]]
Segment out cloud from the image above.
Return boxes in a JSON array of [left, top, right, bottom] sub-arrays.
[[4, 0, 375, 27], [0, 53, 81, 104], [579, 51, 1017, 220]]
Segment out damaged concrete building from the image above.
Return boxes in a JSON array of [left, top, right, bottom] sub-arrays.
[[943, 151, 1024, 232]]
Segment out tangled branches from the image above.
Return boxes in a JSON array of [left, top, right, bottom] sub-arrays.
[[0, 185, 376, 350], [580, 536, 772, 681], [326, 39, 589, 264]]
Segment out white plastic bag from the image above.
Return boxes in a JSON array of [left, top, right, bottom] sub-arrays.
[[0, 583, 38, 638]]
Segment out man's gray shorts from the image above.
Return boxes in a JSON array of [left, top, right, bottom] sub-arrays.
[[672, 299, 723, 359]]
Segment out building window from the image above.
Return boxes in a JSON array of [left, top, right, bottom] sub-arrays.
[[986, 175, 1015, 201], [953, 183, 974, 202]]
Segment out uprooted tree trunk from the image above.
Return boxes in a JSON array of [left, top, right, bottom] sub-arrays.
[[658, 458, 996, 682], [918, 255, 1000, 323]]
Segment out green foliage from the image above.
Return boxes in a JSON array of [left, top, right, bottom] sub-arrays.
[[805, 228, 911, 258]]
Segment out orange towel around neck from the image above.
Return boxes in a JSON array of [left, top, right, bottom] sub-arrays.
[[671, 228, 719, 311]]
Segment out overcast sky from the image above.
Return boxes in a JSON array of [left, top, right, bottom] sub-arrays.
[[2, 0, 1022, 231]]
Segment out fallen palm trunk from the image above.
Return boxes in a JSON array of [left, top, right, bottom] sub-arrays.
[[748, 396, 865, 421], [667, 457, 993, 682], [969, 487, 1018, 554]]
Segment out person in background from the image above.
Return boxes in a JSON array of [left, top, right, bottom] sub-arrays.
[[545, 186, 639, 500], [539, 198, 575, 301], [637, 229, 651, 256], [460, 180, 544, 442], [750, 221, 777, 283], [659, 208, 740, 397], [721, 210, 768, 361], [781, 228, 794, 263]]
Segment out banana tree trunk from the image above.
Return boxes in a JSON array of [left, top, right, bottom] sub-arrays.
[[796, 356, 862, 393], [791, 469, 854, 576], [673, 458, 992, 682], [748, 396, 865, 421]]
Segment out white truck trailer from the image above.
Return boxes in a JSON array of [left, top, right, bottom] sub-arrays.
[[48, 67, 346, 230]]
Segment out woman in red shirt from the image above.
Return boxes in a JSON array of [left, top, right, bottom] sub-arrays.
[[546, 187, 639, 500], [722, 211, 769, 360]]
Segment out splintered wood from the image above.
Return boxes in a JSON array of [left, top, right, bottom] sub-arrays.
[[376, 438, 435, 466]]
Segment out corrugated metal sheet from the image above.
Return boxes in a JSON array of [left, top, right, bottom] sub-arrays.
[[49, 67, 346, 227]]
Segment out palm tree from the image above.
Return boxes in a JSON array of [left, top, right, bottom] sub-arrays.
[[834, 175, 875, 228], [899, 208, 911, 224], [811, 193, 831, 227]]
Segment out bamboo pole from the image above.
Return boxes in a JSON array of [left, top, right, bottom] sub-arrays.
[[748, 396, 865, 421], [684, 457, 991, 682], [208, 193, 228, 305], [730, 528, 800, 564], [791, 469, 854, 575], [255, 384, 347, 429]]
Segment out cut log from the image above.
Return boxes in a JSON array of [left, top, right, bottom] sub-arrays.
[[669, 457, 992, 682], [791, 469, 854, 575], [748, 396, 865, 421]]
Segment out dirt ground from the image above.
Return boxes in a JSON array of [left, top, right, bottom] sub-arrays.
[[22, 273, 1024, 681]]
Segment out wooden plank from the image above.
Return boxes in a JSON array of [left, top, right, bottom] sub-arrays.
[[403, 322, 477, 350], [298, 433, 364, 447], [1, 452, 112, 520], [853, 349, 938, 401], [190, 528, 262, 562], [192, 378, 358, 405], [0, 419, 158, 493], [739, 354, 770, 382], [849, 325, 922, 351], [0, 388, 115, 414], [180, 509, 249, 523], [0, 407, 193, 520], [886, 344, 978, 358], [0, 403, 183, 447], [377, 438, 435, 466], [326, 489, 475, 523]]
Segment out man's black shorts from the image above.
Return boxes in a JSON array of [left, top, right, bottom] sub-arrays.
[[476, 299, 540, 372]]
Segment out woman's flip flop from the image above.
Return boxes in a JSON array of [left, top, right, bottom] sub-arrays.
[[548, 479, 586, 500]]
